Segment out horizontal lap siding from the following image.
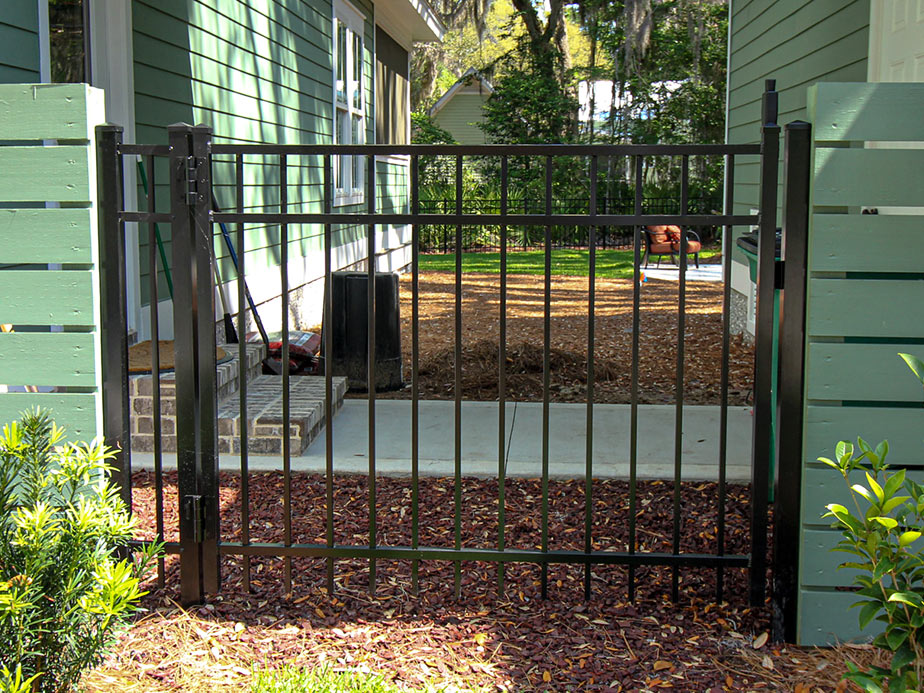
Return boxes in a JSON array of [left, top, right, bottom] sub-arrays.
[[798, 83, 924, 646], [0, 5, 40, 83], [726, 0, 870, 263], [432, 93, 490, 145], [133, 0, 377, 309]]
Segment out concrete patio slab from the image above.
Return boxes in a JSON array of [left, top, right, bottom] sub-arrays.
[[132, 400, 754, 482], [643, 264, 724, 282]]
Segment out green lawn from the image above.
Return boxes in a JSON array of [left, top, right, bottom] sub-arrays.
[[417, 248, 720, 279]]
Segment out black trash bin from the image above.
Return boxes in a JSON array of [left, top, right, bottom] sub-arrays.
[[326, 271, 403, 391]]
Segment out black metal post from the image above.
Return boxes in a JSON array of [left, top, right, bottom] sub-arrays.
[[772, 121, 811, 642], [96, 124, 131, 511], [169, 123, 204, 605], [191, 125, 220, 595], [750, 80, 780, 607]]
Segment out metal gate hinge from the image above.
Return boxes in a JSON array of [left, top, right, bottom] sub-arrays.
[[183, 494, 204, 542], [184, 156, 208, 205]]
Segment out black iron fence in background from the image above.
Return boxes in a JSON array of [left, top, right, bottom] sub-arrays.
[[418, 196, 722, 251], [95, 82, 811, 641]]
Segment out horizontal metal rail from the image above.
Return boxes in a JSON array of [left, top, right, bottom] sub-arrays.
[[119, 144, 171, 156], [134, 540, 749, 569], [211, 143, 761, 156], [216, 542, 750, 567], [211, 212, 757, 227]]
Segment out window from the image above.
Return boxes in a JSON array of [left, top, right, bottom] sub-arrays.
[[333, 0, 366, 205], [48, 0, 90, 83]]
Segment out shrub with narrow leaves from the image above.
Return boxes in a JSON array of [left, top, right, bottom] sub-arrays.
[[821, 353, 924, 693], [0, 409, 159, 693]]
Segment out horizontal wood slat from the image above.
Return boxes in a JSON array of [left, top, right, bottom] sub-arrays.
[[807, 343, 924, 402], [0, 83, 100, 141], [807, 278, 924, 338], [0, 271, 94, 325], [0, 392, 98, 441], [814, 148, 924, 208], [804, 405, 924, 469], [802, 466, 924, 526], [800, 529, 862, 587], [810, 214, 924, 272], [798, 589, 869, 646], [0, 332, 97, 387], [0, 146, 91, 203], [810, 82, 924, 143], [0, 208, 94, 264]]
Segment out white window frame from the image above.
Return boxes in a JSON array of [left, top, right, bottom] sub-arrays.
[[333, 0, 366, 207]]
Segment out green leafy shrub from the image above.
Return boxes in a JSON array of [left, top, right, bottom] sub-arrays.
[[821, 353, 924, 693], [0, 409, 159, 692]]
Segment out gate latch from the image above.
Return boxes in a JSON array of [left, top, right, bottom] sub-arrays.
[[182, 494, 204, 542]]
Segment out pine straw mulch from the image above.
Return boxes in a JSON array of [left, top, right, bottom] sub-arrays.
[[362, 271, 754, 406], [80, 470, 878, 692]]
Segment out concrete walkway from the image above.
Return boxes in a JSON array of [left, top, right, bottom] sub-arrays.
[[643, 263, 724, 282], [133, 400, 754, 482]]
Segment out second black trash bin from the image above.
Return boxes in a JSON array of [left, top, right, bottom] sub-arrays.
[[326, 271, 403, 391]]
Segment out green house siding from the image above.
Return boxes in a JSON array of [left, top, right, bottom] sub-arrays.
[[0, 3, 41, 83], [432, 92, 489, 145], [132, 0, 387, 308], [726, 0, 870, 261]]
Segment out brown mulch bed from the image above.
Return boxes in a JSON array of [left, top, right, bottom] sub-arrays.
[[81, 470, 873, 691], [362, 272, 754, 406]]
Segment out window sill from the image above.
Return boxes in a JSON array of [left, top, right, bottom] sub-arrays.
[[374, 153, 410, 166], [334, 193, 365, 207]]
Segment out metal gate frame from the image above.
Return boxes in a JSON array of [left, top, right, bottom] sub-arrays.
[[96, 83, 811, 634]]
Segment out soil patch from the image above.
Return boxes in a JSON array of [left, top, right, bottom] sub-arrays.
[[361, 272, 754, 405]]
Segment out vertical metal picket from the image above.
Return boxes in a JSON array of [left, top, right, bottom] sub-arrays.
[[772, 121, 811, 642], [96, 125, 131, 512], [192, 125, 220, 595], [750, 81, 780, 606], [168, 123, 219, 604]]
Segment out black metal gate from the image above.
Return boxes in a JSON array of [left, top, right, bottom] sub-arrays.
[[96, 83, 811, 637]]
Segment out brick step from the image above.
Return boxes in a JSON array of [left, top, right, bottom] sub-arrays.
[[216, 375, 347, 455], [130, 342, 346, 456]]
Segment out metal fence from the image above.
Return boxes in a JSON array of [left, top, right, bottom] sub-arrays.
[[417, 196, 722, 252], [96, 85, 808, 632]]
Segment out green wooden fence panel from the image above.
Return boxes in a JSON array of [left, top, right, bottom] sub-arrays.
[[0, 208, 94, 264], [0, 271, 94, 326], [0, 85, 106, 443], [0, 146, 91, 203], [0, 333, 97, 387], [799, 82, 924, 645], [810, 214, 924, 273], [807, 278, 924, 338], [807, 342, 924, 401]]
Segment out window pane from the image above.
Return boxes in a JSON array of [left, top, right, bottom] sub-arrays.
[[336, 23, 347, 104], [352, 32, 362, 110], [336, 109, 346, 189], [49, 0, 87, 83], [352, 115, 362, 190]]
